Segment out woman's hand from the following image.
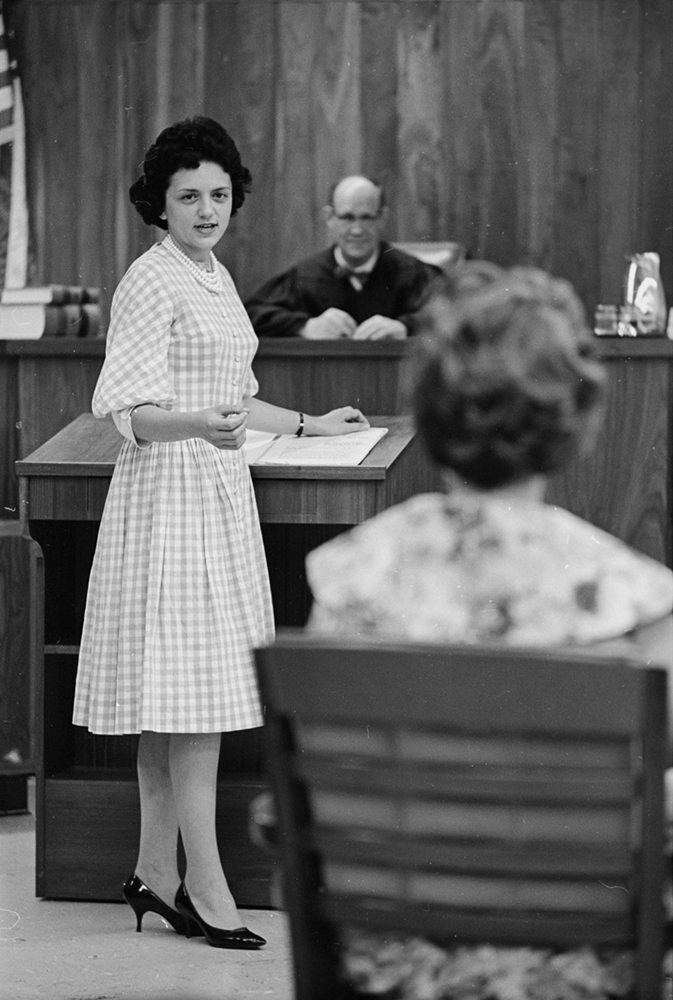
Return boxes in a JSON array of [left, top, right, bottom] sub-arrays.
[[197, 405, 249, 449], [245, 396, 369, 437], [307, 406, 370, 436]]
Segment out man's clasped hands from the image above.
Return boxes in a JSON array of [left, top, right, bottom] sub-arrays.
[[302, 307, 407, 341]]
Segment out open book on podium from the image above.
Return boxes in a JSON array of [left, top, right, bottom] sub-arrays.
[[243, 426, 388, 466]]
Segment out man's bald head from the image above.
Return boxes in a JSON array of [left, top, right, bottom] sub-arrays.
[[329, 175, 385, 213]]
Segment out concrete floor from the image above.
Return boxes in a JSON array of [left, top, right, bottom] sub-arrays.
[[0, 781, 294, 1000]]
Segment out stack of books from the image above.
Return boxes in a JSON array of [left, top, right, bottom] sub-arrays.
[[0, 285, 102, 339]]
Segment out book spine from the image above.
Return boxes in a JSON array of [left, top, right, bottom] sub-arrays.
[[0, 301, 103, 338], [42, 305, 69, 336], [1, 284, 101, 305], [46, 303, 102, 337], [60, 303, 86, 336], [46, 285, 88, 305], [81, 303, 101, 337]]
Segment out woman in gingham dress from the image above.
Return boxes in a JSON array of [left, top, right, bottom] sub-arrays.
[[72, 117, 368, 949]]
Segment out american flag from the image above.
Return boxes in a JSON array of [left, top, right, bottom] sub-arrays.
[[0, 1, 28, 289]]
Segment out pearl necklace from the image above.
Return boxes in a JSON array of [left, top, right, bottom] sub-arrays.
[[164, 234, 223, 293]]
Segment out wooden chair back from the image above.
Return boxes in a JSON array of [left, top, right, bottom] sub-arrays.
[[255, 633, 668, 1000]]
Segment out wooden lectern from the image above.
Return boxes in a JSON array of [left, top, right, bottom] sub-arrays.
[[16, 413, 433, 904]]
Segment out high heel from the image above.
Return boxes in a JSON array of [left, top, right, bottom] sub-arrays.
[[122, 874, 202, 936], [174, 882, 266, 949]]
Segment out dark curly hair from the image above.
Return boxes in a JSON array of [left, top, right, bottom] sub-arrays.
[[129, 116, 252, 228], [407, 264, 606, 489]]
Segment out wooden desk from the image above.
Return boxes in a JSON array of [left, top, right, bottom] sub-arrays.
[[17, 412, 426, 526], [16, 413, 431, 903]]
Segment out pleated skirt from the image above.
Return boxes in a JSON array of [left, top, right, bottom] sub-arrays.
[[72, 438, 274, 734]]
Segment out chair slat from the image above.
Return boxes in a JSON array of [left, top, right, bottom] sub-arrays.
[[311, 829, 633, 879], [322, 861, 631, 914], [264, 639, 649, 737], [309, 789, 632, 845], [297, 756, 636, 804], [298, 723, 633, 770], [322, 896, 634, 948]]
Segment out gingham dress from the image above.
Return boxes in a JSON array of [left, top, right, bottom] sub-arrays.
[[72, 240, 274, 734]]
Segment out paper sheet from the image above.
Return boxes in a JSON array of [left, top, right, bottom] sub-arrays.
[[246, 426, 388, 466], [243, 430, 279, 464]]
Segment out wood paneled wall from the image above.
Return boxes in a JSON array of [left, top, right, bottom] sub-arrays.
[[6, 0, 673, 327]]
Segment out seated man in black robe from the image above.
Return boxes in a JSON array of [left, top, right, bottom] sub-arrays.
[[244, 175, 441, 340]]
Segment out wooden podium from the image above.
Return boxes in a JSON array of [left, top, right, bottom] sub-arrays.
[[16, 413, 433, 903]]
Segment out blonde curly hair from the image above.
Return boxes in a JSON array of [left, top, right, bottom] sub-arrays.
[[408, 264, 606, 489]]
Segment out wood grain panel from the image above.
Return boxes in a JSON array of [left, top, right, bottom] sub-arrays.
[[440, 1, 482, 255], [17, 357, 101, 457], [0, 358, 18, 517], [117, 3, 165, 272], [25, 480, 92, 522], [595, 3, 640, 305], [477, 2, 525, 265], [75, 6, 122, 324], [255, 349, 405, 414], [313, 3, 361, 214], [253, 477, 383, 526], [553, 2, 600, 308], [546, 357, 672, 565], [153, 2, 206, 125], [275, 3, 321, 268], [360, 2, 399, 221], [520, 2, 559, 271], [205, 2, 278, 298], [0, 525, 32, 775], [21, 4, 79, 284], [396, 2, 443, 241], [636, 0, 673, 291], [41, 776, 272, 903]]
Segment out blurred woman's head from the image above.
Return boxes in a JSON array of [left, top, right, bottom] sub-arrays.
[[129, 116, 251, 228], [408, 264, 605, 489]]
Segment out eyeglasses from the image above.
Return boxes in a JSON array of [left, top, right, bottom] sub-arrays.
[[332, 212, 382, 226]]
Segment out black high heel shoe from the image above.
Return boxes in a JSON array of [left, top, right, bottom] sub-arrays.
[[174, 882, 266, 949], [122, 874, 203, 936]]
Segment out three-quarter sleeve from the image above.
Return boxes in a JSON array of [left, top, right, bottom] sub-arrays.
[[111, 406, 152, 449], [92, 259, 178, 418], [243, 366, 259, 400]]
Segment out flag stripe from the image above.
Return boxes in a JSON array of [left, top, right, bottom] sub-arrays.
[[5, 76, 29, 288], [0, 84, 13, 113], [0, 0, 29, 289], [0, 4, 11, 145]]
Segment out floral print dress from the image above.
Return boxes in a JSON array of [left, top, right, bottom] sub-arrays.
[[307, 491, 673, 646], [306, 491, 673, 1000]]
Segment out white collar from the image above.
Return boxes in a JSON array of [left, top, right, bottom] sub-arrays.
[[334, 246, 380, 274]]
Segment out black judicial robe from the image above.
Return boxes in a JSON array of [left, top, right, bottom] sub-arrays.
[[244, 242, 440, 338]]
